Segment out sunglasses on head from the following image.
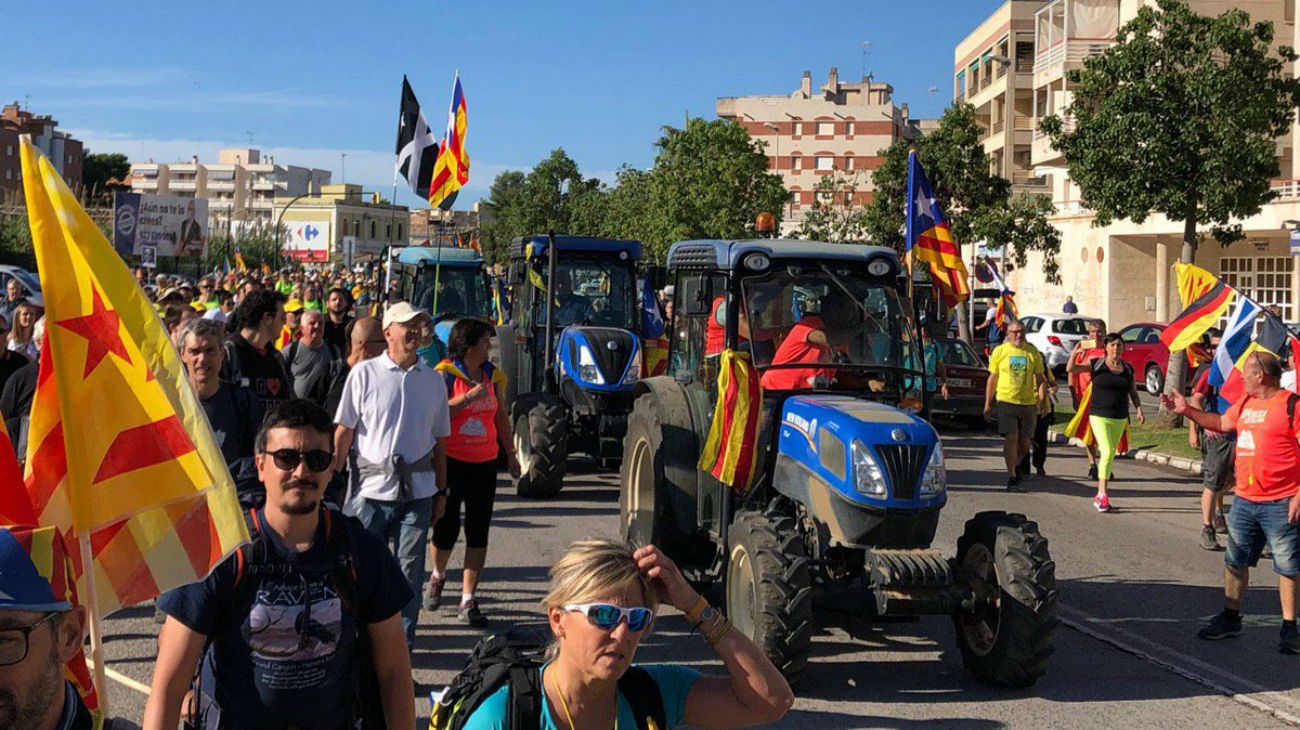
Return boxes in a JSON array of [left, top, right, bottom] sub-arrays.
[[563, 603, 654, 632], [264, 448, 333, 472]]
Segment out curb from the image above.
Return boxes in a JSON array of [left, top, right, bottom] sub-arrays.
[[1045, 428, 1203, 476]]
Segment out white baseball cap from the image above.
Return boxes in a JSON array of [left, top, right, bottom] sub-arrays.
[[383, 301, 430, 329]]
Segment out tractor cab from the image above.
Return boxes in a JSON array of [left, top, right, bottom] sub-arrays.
[[621, 239, 1056, 689], [392, 246, 492, 363], [498, 235, 644, 497]]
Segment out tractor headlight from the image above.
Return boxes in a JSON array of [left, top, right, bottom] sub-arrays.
[[920, 443, 947, 497], [577, 344, 605, 385], [851, 440, 887, 497], [622, 350, 642, 384]]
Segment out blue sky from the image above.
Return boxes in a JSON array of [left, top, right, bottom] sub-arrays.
[[4, 0, 1000, 209]]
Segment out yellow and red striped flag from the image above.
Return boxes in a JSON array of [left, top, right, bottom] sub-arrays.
[[698, 349, 762, 493], [17, 137, 247, 616], [428, 72, 469, 211]]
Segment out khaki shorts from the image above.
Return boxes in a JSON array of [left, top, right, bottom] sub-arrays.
[[997, 402, 1038, 437]]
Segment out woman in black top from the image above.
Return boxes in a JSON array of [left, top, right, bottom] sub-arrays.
[[1088, 333, 1145, 512]]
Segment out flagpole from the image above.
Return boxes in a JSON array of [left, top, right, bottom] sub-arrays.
[[78, 532, 110, 716]]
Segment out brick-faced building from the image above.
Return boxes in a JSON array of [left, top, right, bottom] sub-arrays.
[[717, 69, 931, 233], [0, 103, 83, 202]]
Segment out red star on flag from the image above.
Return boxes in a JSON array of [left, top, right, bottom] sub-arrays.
[[55, 285, 132, 378]]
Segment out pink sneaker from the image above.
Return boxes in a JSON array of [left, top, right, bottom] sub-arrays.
[[1093, 494, 1112, 513]]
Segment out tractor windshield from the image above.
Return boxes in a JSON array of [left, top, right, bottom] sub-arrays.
[[412, 266, 492, 320], [738, 263, 922, 394], [538, 257, 638, 330]]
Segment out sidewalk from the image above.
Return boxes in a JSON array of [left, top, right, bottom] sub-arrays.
[[1046, 425, 1204, 476]]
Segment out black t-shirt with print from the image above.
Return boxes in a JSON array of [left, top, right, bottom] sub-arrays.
[[158, 510, 411, 729], [221, 335, 294, 410]]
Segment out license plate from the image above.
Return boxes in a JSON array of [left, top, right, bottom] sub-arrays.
[[948, 378, 972, 388]]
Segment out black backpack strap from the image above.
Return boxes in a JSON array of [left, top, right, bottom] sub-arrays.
[[506, 665, 543, 730], [618, 666, 667, 730], [1288, 392, 1299, 422]]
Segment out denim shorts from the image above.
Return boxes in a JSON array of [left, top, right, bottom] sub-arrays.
[[1225, 497, 1300, 576]]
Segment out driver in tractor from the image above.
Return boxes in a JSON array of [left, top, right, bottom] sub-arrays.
[[758, 288, 888, 393], [553, 269, 596, 326]]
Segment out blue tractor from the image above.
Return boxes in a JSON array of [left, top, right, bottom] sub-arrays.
[[619, 240, 1056, 686], [391, 246, 494, 364], [498, 235, 643, 497]]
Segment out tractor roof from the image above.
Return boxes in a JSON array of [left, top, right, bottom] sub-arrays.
[[666, 239, 900, 272], [509, 235, 642, 261], [395, 246, 484, 267]]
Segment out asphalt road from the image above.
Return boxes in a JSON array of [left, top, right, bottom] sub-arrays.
[[96, 426, 1300, 729]]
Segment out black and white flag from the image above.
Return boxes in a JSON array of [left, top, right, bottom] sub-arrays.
[[395, 76, 438, 199]]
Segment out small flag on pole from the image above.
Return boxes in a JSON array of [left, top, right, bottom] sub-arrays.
[[395, 76, 440, 200], [905, 151, 969, 308], [428, 72, 470, 211]]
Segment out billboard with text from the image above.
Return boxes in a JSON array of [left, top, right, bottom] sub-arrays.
[[113, 192, 209, 258]]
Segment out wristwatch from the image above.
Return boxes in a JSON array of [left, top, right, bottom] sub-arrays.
[[694, 606, 720, 630]]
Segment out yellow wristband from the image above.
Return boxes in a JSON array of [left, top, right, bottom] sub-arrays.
[[684, 595, 709, 625]]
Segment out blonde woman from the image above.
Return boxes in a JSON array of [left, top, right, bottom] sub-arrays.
[[460, 539, 794, 729], [7, 302, 38, 359]]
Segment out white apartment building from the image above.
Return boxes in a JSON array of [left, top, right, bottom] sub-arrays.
[[718, 68, 928, 233], [959, 0, 1300, 328], [129, 147, 330, 233]]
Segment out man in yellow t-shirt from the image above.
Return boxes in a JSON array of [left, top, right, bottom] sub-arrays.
[[984, 319, 1048, 492]]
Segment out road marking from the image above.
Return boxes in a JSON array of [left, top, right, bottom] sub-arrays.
[[86, 658, 151, 696], [1059, 604, 1300, 727]]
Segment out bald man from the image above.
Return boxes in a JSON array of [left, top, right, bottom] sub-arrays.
[[324, 317, 384, 416]]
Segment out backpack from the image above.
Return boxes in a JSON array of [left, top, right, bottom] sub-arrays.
[[429, 631, 667, 730], [189, 505, 384, 730]]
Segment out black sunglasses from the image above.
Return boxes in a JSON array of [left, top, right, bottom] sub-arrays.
[[264, 448, 333, 472]]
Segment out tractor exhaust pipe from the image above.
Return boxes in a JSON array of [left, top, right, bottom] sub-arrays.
[[544, 230, 558, 383]]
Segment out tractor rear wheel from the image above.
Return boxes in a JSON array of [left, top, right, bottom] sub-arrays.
[[514, 395, 568, 498], [725, 509, 813, 684], [953, 511, 1057, 688]]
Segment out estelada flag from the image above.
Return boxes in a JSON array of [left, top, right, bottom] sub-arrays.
[[1160, 277, 1236, 353], [1063, 384, 1130, 454], [428, 72, 469, 211], [698, 349, 762, 493], [905, 151, 969, 308], [18, 138, 246, 612], [1175, 262, 1219, 309]]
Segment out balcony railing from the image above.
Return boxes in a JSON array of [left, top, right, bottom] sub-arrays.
[[1014, 116, 1036, 131], [1012, 170, 1049, 186], [1271, 179, 1300, 200], [1035, 39, 1115, 77]]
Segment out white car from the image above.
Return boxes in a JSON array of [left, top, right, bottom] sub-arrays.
[[1017, 314, 1100, 372]]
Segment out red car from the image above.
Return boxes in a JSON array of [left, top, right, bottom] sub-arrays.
[[1116, 322, 1169, 395], [930, 337, 991, 428]]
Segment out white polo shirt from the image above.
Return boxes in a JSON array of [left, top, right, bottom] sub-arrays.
[[335, 351, 451, 501]]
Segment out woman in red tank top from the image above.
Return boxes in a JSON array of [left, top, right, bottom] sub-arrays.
[[427, 318, 520, 627]]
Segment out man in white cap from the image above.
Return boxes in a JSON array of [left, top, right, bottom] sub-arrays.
[[333, 301, 450, 648]]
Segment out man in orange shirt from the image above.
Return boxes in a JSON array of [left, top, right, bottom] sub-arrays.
[[1165, 351, 1300, 655], [760, 291, 861, 391]]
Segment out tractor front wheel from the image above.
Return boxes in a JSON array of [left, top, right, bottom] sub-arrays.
[[513, 395, 568, 498], [724, 509, 813, 684], [952, 511, 1057, 688]]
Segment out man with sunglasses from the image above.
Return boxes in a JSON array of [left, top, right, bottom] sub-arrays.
[[334, 301, 451, 649], [147, 400, 416, 730]]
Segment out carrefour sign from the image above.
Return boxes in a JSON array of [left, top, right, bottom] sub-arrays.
[[284, 219, 332, 262]]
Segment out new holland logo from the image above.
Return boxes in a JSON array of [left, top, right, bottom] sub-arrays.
[[783, 412, 818, 451]]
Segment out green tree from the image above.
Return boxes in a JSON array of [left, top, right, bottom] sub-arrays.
[[601, 166, 657, 244], [864, 103, 1062, 339], [82, 152, 130, 200], [480, 170, 526, 263], [479, 149, 606, 262], [1042, 0, 1300, 419], [1041, 0, 1300, 263], [644, 118, 788, 261], [797, 173, 870, 242]]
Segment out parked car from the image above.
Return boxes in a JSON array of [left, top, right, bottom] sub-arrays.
[[930, 336, 990, 429], [1116, 322, 1171, 395], [0, 265, 43, 308], [1019, 314, 1099, 373]]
